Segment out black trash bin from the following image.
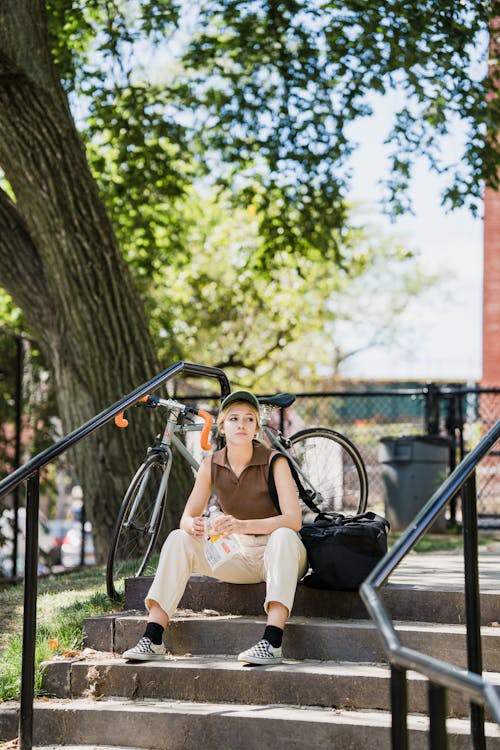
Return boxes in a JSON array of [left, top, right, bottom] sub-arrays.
[[378, 435, 450, 532]]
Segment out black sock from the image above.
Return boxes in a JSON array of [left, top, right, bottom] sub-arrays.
[[144, 622, 164, 645], [263, 625, 283, 648]]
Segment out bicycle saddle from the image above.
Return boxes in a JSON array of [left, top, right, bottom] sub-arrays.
[[258, 392, 296, 408]]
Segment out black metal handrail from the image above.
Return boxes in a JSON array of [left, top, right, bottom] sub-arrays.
[[0, 328, 33, 578], [0, 361, 231, 750], [360, 419, 500, 748]]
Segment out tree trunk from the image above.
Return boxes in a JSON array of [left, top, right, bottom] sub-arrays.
[[0, 0, 192, 560]]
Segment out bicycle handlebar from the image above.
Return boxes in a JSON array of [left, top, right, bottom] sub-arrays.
[[114, 396, 149, 428], [114, 396, 214, 451], [197, 409, 214, 451]]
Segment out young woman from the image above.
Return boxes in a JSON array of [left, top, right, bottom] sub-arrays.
[[122, 389, 308, 665]]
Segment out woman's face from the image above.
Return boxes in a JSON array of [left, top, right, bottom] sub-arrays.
[[222, 403, 258, 444]]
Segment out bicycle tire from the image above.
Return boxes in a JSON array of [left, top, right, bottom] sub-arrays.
[[288, 428, 368, 516], [106, 452, 169, 601]]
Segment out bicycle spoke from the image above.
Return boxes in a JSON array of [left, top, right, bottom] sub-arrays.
[[289, 428, 368, 515], [106, 456, 167, 600]]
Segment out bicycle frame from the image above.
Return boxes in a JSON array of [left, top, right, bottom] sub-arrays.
[[160, 407, 217, 471], [122, 410, 216, 536]]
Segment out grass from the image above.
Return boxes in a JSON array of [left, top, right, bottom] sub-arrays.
[[388, 530, 500, 553], [0, 566, 120, 702]]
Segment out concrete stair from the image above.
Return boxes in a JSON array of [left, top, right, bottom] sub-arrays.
[[20, 698, 500, 750], [5, 574, 500, 748], [124, 573, 500, 624]]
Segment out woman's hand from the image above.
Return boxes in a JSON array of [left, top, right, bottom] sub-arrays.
[[212, 513, 239, 536], [191, 516, 206, 538], [190, 513, 239, 537]]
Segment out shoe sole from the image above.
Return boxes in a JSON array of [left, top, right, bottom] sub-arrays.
[[123, 652, 166, 662], [238, 655, 283, 665]]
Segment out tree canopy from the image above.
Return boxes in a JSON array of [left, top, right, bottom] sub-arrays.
[[40, 0, 500, 379], [46, 0, 500, 271]]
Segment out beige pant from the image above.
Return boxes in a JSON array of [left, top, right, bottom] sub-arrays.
[[146, 526, 308, 618]]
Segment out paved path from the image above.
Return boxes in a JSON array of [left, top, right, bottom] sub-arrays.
[[390, 548, 500, 594]]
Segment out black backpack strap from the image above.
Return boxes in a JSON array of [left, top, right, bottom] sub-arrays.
[[268, 452, 282, 514], [268, 452, 322, 515]]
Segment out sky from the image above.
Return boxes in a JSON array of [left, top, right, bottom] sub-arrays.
[[337, 97, 484, 384]]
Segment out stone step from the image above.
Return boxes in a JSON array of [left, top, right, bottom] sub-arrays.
[[31, 747, 145, 750], [24, 697, 500, 749], [125, 575, 500, 625], [83, 612, 500, 671], [0, 703, 17, 743], [40, 653, 500, 721]]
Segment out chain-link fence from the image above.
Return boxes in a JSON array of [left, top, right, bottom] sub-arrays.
[[289, 386, 500, 525], [182, 382, 500, 527]]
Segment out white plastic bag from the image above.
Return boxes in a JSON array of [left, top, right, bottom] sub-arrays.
[[204, 534, 240, 570]]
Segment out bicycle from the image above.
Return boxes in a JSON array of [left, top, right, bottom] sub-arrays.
[[106, 392, 368, 600]]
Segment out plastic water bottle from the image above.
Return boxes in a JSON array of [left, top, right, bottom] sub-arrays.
[[204, 506, 239, 570], [203, 506, 223, 539]]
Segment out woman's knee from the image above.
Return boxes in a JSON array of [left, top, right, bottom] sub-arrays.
[[268, 526, 300, 547], [163, 527, 190, 547], [266, 526, 307, 570], [266, 527, 301, 559], [159, 527, 195, 559]]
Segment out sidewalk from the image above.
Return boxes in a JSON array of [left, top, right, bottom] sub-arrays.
[[389, 547, 500, 594]]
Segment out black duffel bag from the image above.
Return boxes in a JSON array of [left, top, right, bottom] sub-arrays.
[[300, 512, 390, 591]]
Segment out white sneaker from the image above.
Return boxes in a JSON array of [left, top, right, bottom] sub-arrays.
[[238, 639, 282, 665], [122, 636, 166, 661]]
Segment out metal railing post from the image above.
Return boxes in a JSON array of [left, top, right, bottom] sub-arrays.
[[428, 682, 447, 749], [391, 665, 409, 750], [80, 500, 86, 567], [462, 470, 486, 750], [12, 334, 24, 579], [19, 472, 40, 750], [424, 382, 440, 435]]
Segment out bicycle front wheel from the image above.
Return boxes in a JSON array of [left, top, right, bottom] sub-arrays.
[[288, 428, 368, 516], [106, 453, 169, 601]]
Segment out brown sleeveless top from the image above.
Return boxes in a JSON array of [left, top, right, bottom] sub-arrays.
[[210, 441, 280, 520]]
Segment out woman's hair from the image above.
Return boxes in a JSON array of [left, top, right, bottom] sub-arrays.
[[216, 400, 261, 433]]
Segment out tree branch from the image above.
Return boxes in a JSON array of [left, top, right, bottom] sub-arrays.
[[0, 1, 65, 96], [214, 328, 289, 371]]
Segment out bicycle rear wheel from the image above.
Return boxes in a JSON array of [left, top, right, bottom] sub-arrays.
[[288, 428, 368, 516], [106, 452, 169, 601]]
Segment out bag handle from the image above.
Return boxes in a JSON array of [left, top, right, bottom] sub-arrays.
[[313, 510, 390, 530]]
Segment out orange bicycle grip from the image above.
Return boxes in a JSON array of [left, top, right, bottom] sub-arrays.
[[115, 395, 149, 428], [198, 409, 214, 451], [115, 411, 128, 428]]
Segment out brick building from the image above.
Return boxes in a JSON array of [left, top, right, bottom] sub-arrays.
[[482, 187, 500, 386], [482, 16, 500, 387]]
